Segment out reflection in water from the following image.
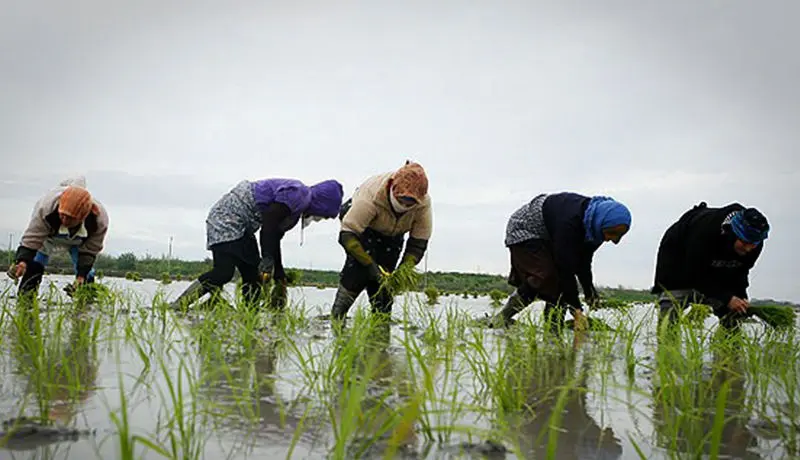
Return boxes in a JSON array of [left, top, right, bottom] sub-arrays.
[[9, 310, 99, 425], [511, 341, 623, 460], [3, 307, 99, 454], [651, 329, 761, 459], [330, 318, 417, 458], [193, 317, 300, 438]]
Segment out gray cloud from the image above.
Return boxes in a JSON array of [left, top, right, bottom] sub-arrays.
[[1, 1, 798, 300]]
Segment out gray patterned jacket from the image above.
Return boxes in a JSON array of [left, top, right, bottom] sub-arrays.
[[505, 194, 550, 247]]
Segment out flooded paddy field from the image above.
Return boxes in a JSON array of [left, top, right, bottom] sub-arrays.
[[0, 275, 797, 460]]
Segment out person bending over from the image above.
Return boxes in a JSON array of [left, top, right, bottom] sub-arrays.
[[170, 177, 343, 310]]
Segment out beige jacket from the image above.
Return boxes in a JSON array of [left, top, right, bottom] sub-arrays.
[[341, 172, 433, 239], [19, 186, 109, 263]]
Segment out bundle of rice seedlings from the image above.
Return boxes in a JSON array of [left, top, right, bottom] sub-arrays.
[[565, 316, 615, 332], [748, 304, 796, 329], [378, 263, 421, 296], [591, 297, 632, 312], [684, 303, 713, 327]]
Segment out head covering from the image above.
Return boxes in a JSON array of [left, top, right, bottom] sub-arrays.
[[390, 160, 428, 201], [583, 196, 632, 243], [58, 186, 94, 221], [305, 179, 344, 218], [730, 207, 769, 244]]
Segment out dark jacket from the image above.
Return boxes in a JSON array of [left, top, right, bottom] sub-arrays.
[[651, 202, 762, 306], [542, 192, 602, 310]]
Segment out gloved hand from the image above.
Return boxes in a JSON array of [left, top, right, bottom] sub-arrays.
[[367, 263, 389, 283], [584, 294, 602, 309], [7, 262, 26, 282], [258, 256, 274, 284], [63, 277, 85, 298], [400, 253, 417, 266], [270, 279, 288, 310]]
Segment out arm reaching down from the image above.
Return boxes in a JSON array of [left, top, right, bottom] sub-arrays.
[[258, 202, 291, 279], [76, 203, 109, 278], [339, 231, 375, 266], [576, 248, 598, 305], [16, 195, 58, 264], [400, 237, 428, 266], [551, 221, 586, 311]]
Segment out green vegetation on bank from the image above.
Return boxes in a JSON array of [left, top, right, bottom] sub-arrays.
[[1, 249, 796, 307]]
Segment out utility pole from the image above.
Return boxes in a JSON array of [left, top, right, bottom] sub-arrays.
[[7, 233, 12, 265], [167, 236, 173, 271]]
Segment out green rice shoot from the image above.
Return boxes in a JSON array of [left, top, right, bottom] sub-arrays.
[[377, 262, 422, 296], [748, 304, 796, 329]]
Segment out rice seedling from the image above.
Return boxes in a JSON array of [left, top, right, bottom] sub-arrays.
[[0, 274, 798, 460], [748, 304, 796, 329], [377, 262, 422, 297]]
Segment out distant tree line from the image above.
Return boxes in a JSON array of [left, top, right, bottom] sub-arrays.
[[0, 249, 795, 307]]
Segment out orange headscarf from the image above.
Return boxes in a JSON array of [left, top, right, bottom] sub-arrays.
[[391, 161, 428, 200], [59, 186, 94, 221]]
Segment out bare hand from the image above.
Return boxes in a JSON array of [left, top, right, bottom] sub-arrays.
[[728, 296, 749, 314], [75, 276, 86, 285], [7, 262, 26, 281]]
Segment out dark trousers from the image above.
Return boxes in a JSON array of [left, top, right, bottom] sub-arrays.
[[198, 234, 263, 304], [507, 240, 567, 329], [339, 228, 404, 314]]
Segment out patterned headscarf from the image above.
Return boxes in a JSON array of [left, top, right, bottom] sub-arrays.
[[390, 160, 428, 200], [58, 186, 94, 221], [730, 208, 769, 244]]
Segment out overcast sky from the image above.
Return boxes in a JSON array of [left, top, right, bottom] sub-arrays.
[[1, 1, 798, 301]]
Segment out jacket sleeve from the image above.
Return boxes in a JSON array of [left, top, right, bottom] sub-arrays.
[[75, 203, 109, 277], [16, 197, 57, 263], [683, 227, 742, 306], [401, 237, 428, 265], [730, 245, 762, 300], [259, 202, 291, 269], [551, 220, 585, 311], [576, 248, 598, 300], [340, 197, 376, 235], [339, 231, 375, 266], [409, 201, 433, 240], [339, 198, 378, 266]]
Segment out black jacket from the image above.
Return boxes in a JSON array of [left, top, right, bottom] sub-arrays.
[[651, 202, 762, 306], [542, 192, 602, 310]]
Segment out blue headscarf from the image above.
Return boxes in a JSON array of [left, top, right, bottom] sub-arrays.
[[730, 209, 769, 245], [583, 196, 632, 243]]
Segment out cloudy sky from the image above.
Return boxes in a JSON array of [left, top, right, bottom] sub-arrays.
[[1, 1, 798, 301]]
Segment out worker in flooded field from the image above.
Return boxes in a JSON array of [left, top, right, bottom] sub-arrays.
[[330, 161, 433, 320], [651, 202, 769, 330], [489, 192, 632, 332], [169, 177, 344, 310], [7, 176, 109, 300]]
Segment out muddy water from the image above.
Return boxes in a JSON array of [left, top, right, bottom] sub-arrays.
[[0, 275, 796, 460]]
